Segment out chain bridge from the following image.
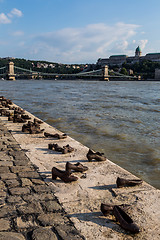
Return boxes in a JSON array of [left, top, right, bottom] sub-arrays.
[[0, 61, 139, 81]]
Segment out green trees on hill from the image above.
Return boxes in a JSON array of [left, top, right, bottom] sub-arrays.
[[0, 58, 84, 74], [122, 60, 160, 79]]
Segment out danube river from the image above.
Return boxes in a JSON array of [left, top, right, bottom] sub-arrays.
[[0, 79, 160, 189]]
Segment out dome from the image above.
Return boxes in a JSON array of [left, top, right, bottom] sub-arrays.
[[135, 46, 142, 56], [136, 46, 141, 53]]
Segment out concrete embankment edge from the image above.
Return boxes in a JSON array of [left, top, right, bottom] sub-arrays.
[[0, 102, 160, 240]]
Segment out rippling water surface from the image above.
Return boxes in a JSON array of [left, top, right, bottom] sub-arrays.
[[0, 79, 160, 189]]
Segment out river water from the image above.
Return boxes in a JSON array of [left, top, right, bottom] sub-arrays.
[[0, 79, 160, 189]]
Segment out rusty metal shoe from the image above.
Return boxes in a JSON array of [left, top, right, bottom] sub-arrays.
[[21, 114, 31, 120], [101, 203, 131, 216], [52, 167, 78, 183], [116, 177, 143, 188], [86, 149, 106, 162], [66, 162, 88, 173], [113, 206, 140, 233], [48, 143, 63, 152], [101, 203, 114, 216], [44, 132, 67, 139], [34, 118, 43, 124], [62, 144, 74, 154], [29, 128, 44, 134]]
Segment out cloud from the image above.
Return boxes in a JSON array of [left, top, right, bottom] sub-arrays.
[[0, 8, 22, 24], [11, 31, 24, 36], [28, 22, 141, 63], [139, 39, 148, 50], [8, 8, 23, 18], [0, 13, 11, 24]]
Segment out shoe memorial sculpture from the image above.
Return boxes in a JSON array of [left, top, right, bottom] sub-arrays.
[[48, 143, 74, 154], [113, 206, 140, 233], [52, 166, 78, 183], [44, 132, 67, 139], [100, 203, 140, 233], [66, 161, 88, 173], [86, 149, 106, 162], [116, 177, 143, 188], [22, 120, 44, 134]]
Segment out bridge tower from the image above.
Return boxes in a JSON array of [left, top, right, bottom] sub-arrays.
[[6, 61, 16, 80], [103, 65, 109, 81]]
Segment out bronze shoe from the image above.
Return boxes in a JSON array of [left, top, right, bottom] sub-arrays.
[[86, 149, 106, 162], [116, 177, 143, 188], [44, 132, 67, 139], [34, 118, 43, 124], [66, 162, 88, 173], [21, 114, 31, 120], [52, 167, 78, 183], [62, 144, 74, 154], [48, 143, 63, 152], [101, 203, 114, 216], [101, 203, 130, 216], [113, 206, 140, 233]]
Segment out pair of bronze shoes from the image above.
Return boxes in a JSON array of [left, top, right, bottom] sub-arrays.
[[116, 177, 143, 188], [52, 161, 88, 183], [86, 149, 106, 162], [48, 143, 74, 154], [22, 121, 44, 134], [44, 132, 67, 139], [101, 203, 140, 233]]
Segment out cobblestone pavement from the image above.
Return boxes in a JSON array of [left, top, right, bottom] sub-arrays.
[[0, 119, 84, 240]]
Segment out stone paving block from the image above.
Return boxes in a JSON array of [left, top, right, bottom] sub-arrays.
[[13, 160, 31, 166], [18, 171, 40, 179], [9, 187, 30, 196], [0, 180, 6, 189], [0, 190, 6, 197], [0, 219, 10, 231], [31, 179, 46, 185], [37, 213, 66, 227], [0, 161, 13, 167], [42, 200, 62, 212], [31, 227, 58, 240], [0, 146, 7, 151], [33, 184, 52, 193], [17, 202, 43, 215], [0, 166, 10, 173], [0, 232, 25, 240], [22, 193, 55, 202], [21, 178, 33, 187], [10, 166, 34, 173], [0, 155, 11, 161], [8, 151, 27, 160], [0, 173, 17, 180], [5, 179, 20, 188], [16, 215, 38, 229], [55, 224, 84, 240], [0, 205, 17, 218], [6, 195, 25, 204]]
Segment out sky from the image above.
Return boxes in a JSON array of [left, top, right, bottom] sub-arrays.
[[0, 0, 160, 64]]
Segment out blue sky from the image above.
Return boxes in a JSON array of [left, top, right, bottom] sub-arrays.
[[0, 0, 160, 63]]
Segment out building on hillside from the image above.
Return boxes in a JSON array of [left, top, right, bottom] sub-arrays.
[[97, 46, 160, 67]]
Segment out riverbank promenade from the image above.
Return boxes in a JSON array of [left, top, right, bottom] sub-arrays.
[[0, 98, 160, 240]]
